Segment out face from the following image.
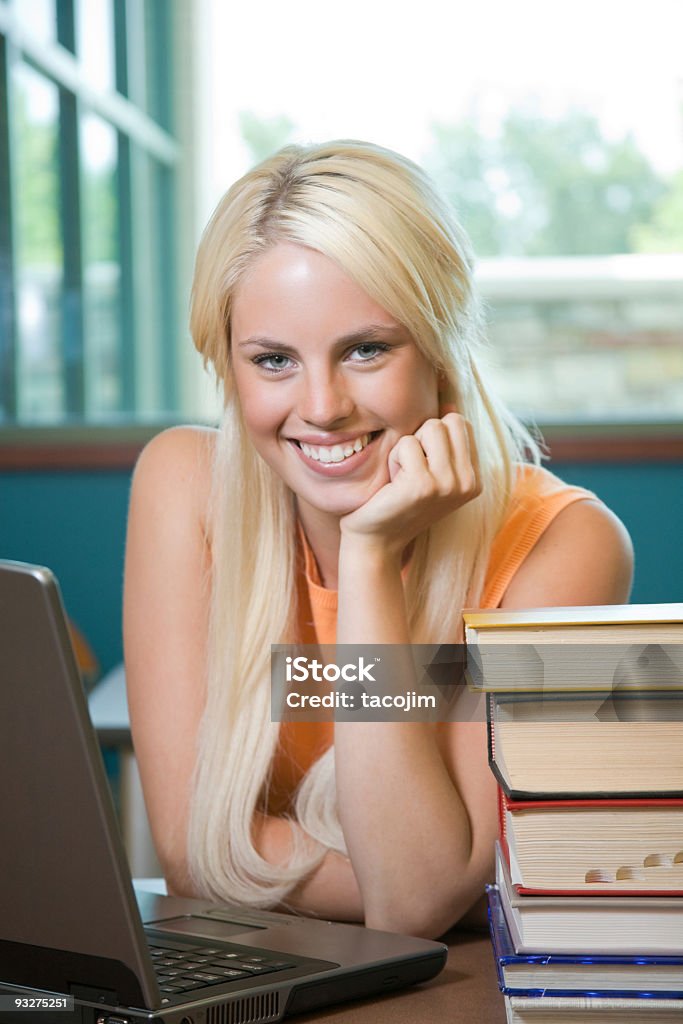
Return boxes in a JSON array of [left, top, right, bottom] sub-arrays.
[[231, 242, 440, 523]]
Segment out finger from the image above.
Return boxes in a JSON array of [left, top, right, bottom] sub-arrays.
[[442, 413, 481, 498], [387, 433, 429, 482], [412, 418, 457, 487]]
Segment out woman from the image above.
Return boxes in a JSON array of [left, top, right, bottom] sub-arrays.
[[124, 140, 633, 939]]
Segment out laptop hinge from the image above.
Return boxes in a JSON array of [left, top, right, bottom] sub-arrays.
[[0, 939, 147, 1007]]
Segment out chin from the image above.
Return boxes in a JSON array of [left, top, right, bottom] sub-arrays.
[[298, 482, 379, 520]]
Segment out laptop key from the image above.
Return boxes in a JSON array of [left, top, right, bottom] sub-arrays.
[[185, 971, 225, 983], [209, 968, 251, 979]]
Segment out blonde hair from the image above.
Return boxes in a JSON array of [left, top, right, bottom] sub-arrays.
[[187, 140, 539, 906]]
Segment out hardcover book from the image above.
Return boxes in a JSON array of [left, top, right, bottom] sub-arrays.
[[494, 843, 683, 956], [498, 794, 683, 895], [487, 690, 683, 800], [504, 995, 683, 1023], [463, 604, 683, 693], [487, 883, 683, 996]]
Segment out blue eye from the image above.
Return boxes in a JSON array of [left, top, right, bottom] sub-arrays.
[[348, 342, 390, 362], [252, 352, 294, 373]]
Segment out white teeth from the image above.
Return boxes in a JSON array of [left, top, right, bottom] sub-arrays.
[[299, 434, 371, 464]]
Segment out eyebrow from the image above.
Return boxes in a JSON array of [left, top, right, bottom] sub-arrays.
[[236, 325, 407, 351]]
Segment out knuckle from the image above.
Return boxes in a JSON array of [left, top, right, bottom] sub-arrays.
[[417, 476, 438, 501], [461, 469, 482, 498], [436, 472, 457, 498], [416, 418, 442, 438]]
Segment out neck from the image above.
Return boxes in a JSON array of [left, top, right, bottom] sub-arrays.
[[295, 501, 342, 589]]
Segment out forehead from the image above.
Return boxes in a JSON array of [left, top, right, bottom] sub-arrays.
[[231, 242, 401, 343]]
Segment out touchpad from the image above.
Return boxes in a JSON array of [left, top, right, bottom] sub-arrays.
[[153, 915, 266, 940]]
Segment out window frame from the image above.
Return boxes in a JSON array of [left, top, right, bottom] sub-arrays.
[[0, 0, 197, 432]]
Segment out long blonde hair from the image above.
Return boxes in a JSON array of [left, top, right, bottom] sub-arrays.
[[187, 140, 539, 906]]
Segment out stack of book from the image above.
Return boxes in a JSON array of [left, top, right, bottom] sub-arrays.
[[463, 604, 683, 1023]]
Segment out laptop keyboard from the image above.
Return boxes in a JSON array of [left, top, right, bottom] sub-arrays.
[[149, 943, 296, 996]]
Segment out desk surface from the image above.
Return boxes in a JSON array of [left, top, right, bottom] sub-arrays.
[[303, 929, 504, 1024]]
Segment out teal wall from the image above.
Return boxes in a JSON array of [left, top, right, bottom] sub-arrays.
[[1, 460, 681, 676], [1, 471, 131, 675], [558, 462, 681, 604]]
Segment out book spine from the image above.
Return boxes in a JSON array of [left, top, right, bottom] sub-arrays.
[[503, 795, 683, 811]]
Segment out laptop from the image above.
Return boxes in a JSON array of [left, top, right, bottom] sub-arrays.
[[0, 560, 447, 1024]]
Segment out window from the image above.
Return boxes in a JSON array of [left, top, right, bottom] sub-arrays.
[[197, 0, 683, 426], [0, 0, 196, 427]]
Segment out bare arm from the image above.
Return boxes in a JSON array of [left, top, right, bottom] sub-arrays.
[[333, 424, 634, 937], [124, 426, 215, 893]]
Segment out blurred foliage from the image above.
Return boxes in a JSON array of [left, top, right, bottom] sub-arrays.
[[14, 90, 62, 265], [425, 109, 671, 257], [14, 88, 117, 265], [238, 111, 296, 165], [631, 170, 683, 252]]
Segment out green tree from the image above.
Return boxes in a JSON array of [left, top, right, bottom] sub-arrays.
[[14, 91, 62, 265], [426, 109, 666, 257], [13, 88, 117, 266], [82, 167, 117, 264], [631, 170, 683, 252], [239, 111, 296, 165]]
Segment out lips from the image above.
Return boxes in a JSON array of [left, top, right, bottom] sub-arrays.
[[289, 431, 382, 473], [299, 433, 370, 464]]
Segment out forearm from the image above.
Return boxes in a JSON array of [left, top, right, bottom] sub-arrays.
[[253, 813, 363, 922], [334, 536, 482, 937]]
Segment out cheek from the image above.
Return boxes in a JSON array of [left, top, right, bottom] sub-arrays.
[[391, 366, 440, 423], [234, 370, 280, 443], [240, 402, 281, 446]]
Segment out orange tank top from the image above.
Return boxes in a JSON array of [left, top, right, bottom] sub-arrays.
[[267, 463, 595, 814]]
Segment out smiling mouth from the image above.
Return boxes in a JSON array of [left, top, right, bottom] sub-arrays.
[[291, 431, 382, 464]]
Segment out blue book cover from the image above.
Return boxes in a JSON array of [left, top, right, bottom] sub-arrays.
[[486, 885, 683, 998]]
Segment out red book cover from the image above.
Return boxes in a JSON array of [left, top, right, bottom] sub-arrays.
[[497, 790, 683, 897]]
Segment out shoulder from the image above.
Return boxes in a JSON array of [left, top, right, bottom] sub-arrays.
[[130, 426, 218, 534], [132, 426, 217, 499], [501, 497, 634, 608], [133, 424, 217, 481]]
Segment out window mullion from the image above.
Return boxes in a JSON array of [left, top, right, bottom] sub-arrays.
[[0, 29, 17, 421], [56, 0, 84, 417]]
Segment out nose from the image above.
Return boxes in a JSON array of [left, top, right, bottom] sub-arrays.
[[296, 367, 355, 429]]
